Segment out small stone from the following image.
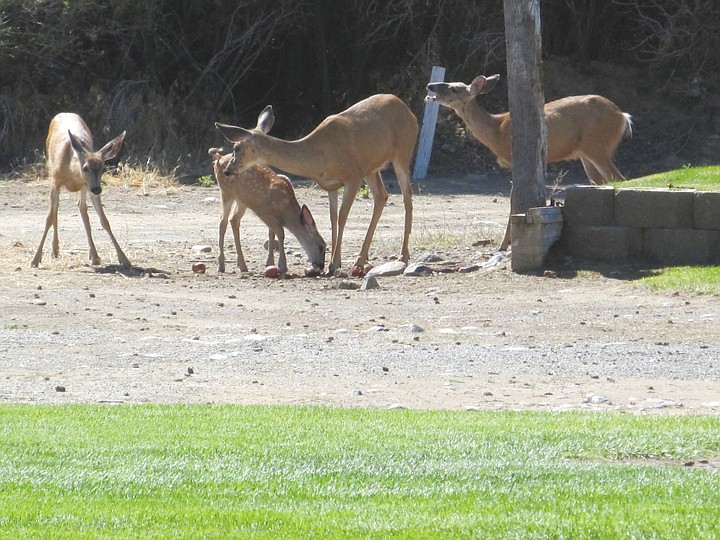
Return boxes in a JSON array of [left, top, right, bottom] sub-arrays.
[[338, 280, 360, 290], [416, 252, 444, 263], [192, 245, 212, 253], [458, 264, 480, 273], [366, 261, 407, 277], [583, 393, 609, 404], [55, 385, 66, 393], [388, 404, 407, 410], [400, 323, 424, 333], [360, 275, 380, 290], [404, 263, 433, 276], [482, 253, 506, 270]]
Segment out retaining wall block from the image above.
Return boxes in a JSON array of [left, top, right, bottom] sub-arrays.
[[644, 229, 720, 265], [561, 225, 643, 261], [694, 191, 720, 230], [615, 188, 695, 229], [562, 185, 615, 226]]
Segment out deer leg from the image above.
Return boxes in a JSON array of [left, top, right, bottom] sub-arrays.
[[392, 160, 413, 263], [218, 199, 230, 273], [89, 193, 130, 267], [230, 203, 248, 272], [219, 198, 245, 273], [265, 229, 276, 268], [582, 150, 626, 184], [499, 183, 513, 251], [353, 172, 388, 269], [31, 187, 60, 267], [580, 157, 605, 185], [594, 158, 626, 183], [328, 189, 339, 266], [329, 182, 359, 274], [272, 229, 287, 274], [78, 191, 101, 265]]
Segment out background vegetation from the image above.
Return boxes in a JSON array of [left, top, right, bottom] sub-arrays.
[[1, 0, 719, 178]]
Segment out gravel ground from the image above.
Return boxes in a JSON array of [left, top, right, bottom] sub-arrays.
[[1, 173, 719, 414]]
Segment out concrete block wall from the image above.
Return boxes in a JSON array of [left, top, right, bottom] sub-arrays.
[[560, 186, 720, 265]]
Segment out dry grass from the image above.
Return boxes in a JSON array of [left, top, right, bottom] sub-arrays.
[[103, 160, 180, 195]]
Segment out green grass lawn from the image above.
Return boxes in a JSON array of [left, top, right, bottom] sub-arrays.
[[1, 405, 718, 539], [608, 166, 720, 294], [616, 165, 720, 191]]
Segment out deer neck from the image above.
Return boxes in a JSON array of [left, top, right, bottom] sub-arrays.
[[457, 99, 505, 157], [254, 133, 328, 180]]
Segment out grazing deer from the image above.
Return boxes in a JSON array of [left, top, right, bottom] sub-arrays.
[[426, 74, 632, 184], [31, 113, 129, 268], [209, 148, 326, 275], [215, 94, 418, 275]]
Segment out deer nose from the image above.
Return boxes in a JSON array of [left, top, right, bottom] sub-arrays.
[[90, 186, 102, 195]]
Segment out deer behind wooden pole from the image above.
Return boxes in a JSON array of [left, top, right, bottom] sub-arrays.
[[31, 113, 129, 268], [209, 148, 326, 276], [426, 74, 632, 185]]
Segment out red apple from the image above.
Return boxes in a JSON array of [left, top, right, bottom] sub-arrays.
[[265, 265, 280, 278], [192, 262, 206, 274]]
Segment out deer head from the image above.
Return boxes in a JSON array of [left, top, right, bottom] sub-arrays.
[[215, 105, 274, 175], [426, 74, 501, 112]]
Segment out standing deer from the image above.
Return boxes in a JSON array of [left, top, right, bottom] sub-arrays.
[[426, 74, 632, 184], [215, 94, 418, 275], [31, 113, 129, 268], [209, 148, 326, 275]]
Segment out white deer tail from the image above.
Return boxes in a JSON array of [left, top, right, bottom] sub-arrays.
[[622, 113, 633, 138]]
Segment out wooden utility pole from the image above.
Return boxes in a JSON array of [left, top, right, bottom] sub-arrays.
[[503, 0, 547, 216]]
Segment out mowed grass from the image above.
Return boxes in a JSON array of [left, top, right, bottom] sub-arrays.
[[615, 165, 720, 191], [641, 266, 720, 294], [1, 405, 719, 539], [609, 166, 720, 294]]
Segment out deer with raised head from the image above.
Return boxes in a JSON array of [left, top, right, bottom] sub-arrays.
[[31, 113, 129, 268], [426, 74, 632, 185], [215, 94, 418, 275], [209, 148, 326, 276]]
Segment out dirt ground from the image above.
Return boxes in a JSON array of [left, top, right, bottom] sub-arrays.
[[1, 172, 719, 414]]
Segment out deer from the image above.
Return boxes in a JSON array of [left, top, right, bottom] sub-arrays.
[[209, 148, 326, 276], [31, 113, 129, 268], [426, 74, 632, 185], [214, 93, 418, 276]]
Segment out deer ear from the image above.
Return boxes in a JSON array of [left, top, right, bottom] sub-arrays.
[[301, 204, 316, 227], [208, 147, 224, 160], [481, 74, 501, 94], [470, 75, 500, 95], [68, 130, 90, 157], [256, 105, 274, 134], [215, 122, 253, 143], [99, 131, 126, 161]]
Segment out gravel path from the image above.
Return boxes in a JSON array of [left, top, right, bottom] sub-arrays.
[[1, 175, 718, 413]]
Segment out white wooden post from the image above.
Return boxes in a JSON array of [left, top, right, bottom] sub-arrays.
[[412, 65, 446, 180]]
